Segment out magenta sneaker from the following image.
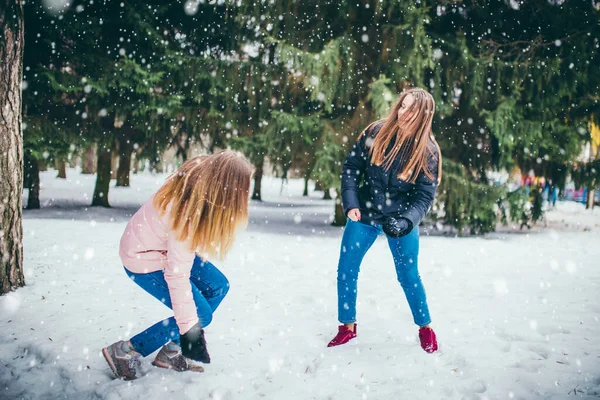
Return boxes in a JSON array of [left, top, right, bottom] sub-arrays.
[[327, 324, 357, 347], [419, 327, 438, 353]]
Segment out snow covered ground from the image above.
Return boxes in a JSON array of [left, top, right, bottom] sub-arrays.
[[1, 169, 600, 400]]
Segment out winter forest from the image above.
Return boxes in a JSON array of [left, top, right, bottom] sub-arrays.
[[1, 0, 599, 399]]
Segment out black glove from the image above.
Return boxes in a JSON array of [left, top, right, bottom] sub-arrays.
[[382, 216, 413, 238], [180, 322, 211, 363]]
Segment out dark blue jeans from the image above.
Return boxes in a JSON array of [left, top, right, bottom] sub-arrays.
[[337, 219, 431, 326], [126, 256, 229, 357]]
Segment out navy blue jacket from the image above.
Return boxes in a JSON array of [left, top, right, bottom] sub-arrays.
[[340, 121, 441, 227]]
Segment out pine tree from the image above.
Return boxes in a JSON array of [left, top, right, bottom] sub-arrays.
[[24, 1, 185, 207]]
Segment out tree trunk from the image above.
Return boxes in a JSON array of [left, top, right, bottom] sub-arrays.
[[252, 161, 263, 201], [182, 135, 191, 162], [303, 176, 310, 197], [23, 151, 31, 190], [314, 179, 326, 192], [24, 152, 40, 209], [586, 188, 595, 210], [116, 134, 133, 187], [92, 143, 112, 207], [303, 162, 315, 197], [116, 150, 132, 186], [132, 149, 141, 174], [0, 0, 25, 294], [82, 144, 96, 174], [323, 188, 332, 200], [150, 154, 163, 174], [55, 158, 66, 179], [174, 132, 190, 163], [332, 189, 346, 226], [68, 155, 78, 168], [110, 148, 118, 180]]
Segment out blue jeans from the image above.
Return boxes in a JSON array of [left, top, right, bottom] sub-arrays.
[[337, 219, 431, 326], [126, 256, 229, 357]]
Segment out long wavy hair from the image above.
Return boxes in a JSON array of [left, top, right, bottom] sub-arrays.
[[367, 88, 439, 183], [153, 150, 254, 260]]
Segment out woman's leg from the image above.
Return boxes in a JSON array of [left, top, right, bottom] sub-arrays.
[[188, 256, 230, 319], [386, 227, 431, 327], [337, 220, 380, 325], [126, 258, 229, 356]]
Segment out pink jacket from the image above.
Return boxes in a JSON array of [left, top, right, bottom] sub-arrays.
[[119, 197, 197, 334]]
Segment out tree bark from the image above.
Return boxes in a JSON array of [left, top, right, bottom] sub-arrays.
[[55, 158, 66, 179], [323, 188, 332, 200], [0, 0, 25, 294], [110, 147, 118, 180], [303, 162, 315, 197], [68, 155, 78, 168], [150, 153, 163, 173], [332, 189, 346, 226], [24, 152, 40, 209], [314, 180, 326, 192], [82, 144, 96, 174], [92, 143, 112, 207], [132, 148, 141, 174], [252, 160, 263, 201], [303, 176, 310, 197], [116, 133, 133, 187]]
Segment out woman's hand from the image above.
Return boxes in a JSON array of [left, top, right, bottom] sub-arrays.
[[180, 322, 211, 363], [382, 216, 413, 238], [347, 208, 361, 222]]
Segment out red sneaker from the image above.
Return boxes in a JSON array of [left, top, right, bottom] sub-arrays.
[[419, 326, 438, 353], [327, 324, 357, 347]]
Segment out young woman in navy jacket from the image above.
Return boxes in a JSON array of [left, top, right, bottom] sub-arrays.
[[328, 88, 442, 353]]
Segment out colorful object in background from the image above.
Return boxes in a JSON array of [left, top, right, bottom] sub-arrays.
[[564, 187, 585, 202], [591, 116, 600, 158]]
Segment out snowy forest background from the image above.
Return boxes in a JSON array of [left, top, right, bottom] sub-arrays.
[[14, 0, 600, 230], [1, 0, 600, 399]]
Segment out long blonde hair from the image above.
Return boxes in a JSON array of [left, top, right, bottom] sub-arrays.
[[368, 88, 439, 183], [153, 150, 254, 260]]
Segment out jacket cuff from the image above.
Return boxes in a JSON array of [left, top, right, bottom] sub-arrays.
[[400, 207, 422, 229], [342, 194, 361, 215]]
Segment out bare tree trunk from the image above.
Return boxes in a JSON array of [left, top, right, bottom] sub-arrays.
[[82, 144, 96, 174], [252, 161, 263, 201], [332, 189, 346, 226], [586, 189, 595, 210], [24, 151, 40, 209], [323, 188, 332, 200], [28, 161, 40, 209], [110, 147, 118, 180], [55, 158, 66, 179], [150, 151, 163, 173], [92, 143, 112, 207], [0, 0, 25, 294], [174, 132, 190, 163], [303, 162, 315, 197], [314, 180, 326, 192], [303, 177, 310, 197], [68, 155, 78, 168], [132, 148, 141, 174], [116, 133, 133, 187]]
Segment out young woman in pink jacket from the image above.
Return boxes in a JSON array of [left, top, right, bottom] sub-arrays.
[[102, 150, 254, 379]]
